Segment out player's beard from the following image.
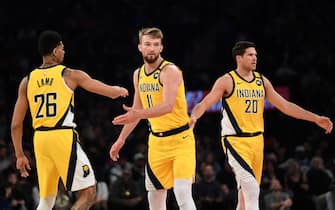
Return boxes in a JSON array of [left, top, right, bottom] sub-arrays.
[[143, 54, 159, 64]]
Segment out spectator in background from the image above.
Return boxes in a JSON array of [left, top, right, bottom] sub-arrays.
[[294, 145, 310, 173], [216, 160, 236, 190], [219, 183, 236, 210], [54, 183, 72, 210], [131, 152, 147, 207], [131, 152, 145, 182], [109, 167, 145, 210], [283, 159, 314, 210], [108, 156, 133, 185], [0, 140, 11, 174], [264, 178, 292, 210], [262, 153, 280, 191], [203, 152, 221, 174], [0, 182, 13, 210], [93, 181, 109, 210], [314, 180, 335, 210], [2, 170, 29, 210], [194, 164, 222, 210], [307, 156, 332, 197]]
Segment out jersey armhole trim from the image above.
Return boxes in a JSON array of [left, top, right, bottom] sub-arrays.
[[259, 73, 266, 97], [62, 67, 74, 93], [137, 67, 141, 81], [223, 72, 235, 99], [158, 62, 175, 87], [26, 74, 31, 101]]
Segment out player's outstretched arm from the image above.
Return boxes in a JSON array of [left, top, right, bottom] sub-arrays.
[[264, 76, 333, 134], [11, 77, 31, 177], [64, 68, 128, 99], [110, 69, 143, 161], [190, 74, 232, 128]]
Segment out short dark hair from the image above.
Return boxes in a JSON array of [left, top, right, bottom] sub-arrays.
[[232, 41, 256, 59], [38, 30, 62, 56]]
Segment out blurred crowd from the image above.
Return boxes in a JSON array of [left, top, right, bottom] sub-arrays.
[[1, 0, 335, 209]]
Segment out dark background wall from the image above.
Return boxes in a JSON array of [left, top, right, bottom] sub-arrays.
[[0, 1, 334, 209]]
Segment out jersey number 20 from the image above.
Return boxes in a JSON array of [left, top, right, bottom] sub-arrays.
[[245, 99, 258, 113], [34, 93, 57, 118]]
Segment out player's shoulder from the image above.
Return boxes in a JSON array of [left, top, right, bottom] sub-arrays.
[[62, 68, 91, 83], [21, 76, 29, 86], [133, 67, 141, 81], [220, 72, 233, 81], [134, 67, 141, 76], [62, 67, 84, 76], [134, 67, 141, 74], [212, 72, 234, 89], [62, 66, 72, 73], [18, 75, 29, 92], [161, 62, 180, 74]]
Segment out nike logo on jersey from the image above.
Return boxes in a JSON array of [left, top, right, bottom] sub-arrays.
[[182, 135, 189, 139]]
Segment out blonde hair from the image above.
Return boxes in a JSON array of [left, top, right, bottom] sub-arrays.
[[138, 27, 163, 43]]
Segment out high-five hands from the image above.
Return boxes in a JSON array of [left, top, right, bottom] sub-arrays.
[[112, 105, 141, 125]]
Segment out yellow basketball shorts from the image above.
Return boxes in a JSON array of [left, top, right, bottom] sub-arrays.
[[145, 128, 196, 190], [221, 134, 264, 185], [34, 129, 96, 198]]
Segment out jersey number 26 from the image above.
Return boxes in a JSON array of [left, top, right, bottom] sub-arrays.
[[34, 93, 57, 118]]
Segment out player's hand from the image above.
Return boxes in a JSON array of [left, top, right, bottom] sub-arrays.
[[110, 140, 125, 161], [118, 87, 129, 98], [16, 155, 31, 178], [189, 115, 197, 129], [315, 116, 333, 134], [112, 104, 141, 124]]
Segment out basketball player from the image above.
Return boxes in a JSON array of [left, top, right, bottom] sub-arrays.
[[110, 27, 197, 210], [11, 30, 128, 210], [189, 41, 333, 210]]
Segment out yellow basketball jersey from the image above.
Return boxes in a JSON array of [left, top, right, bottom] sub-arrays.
[[221, 70, 265, 135], [138, 60, 189, 132], [27, 64, 76, 129]]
